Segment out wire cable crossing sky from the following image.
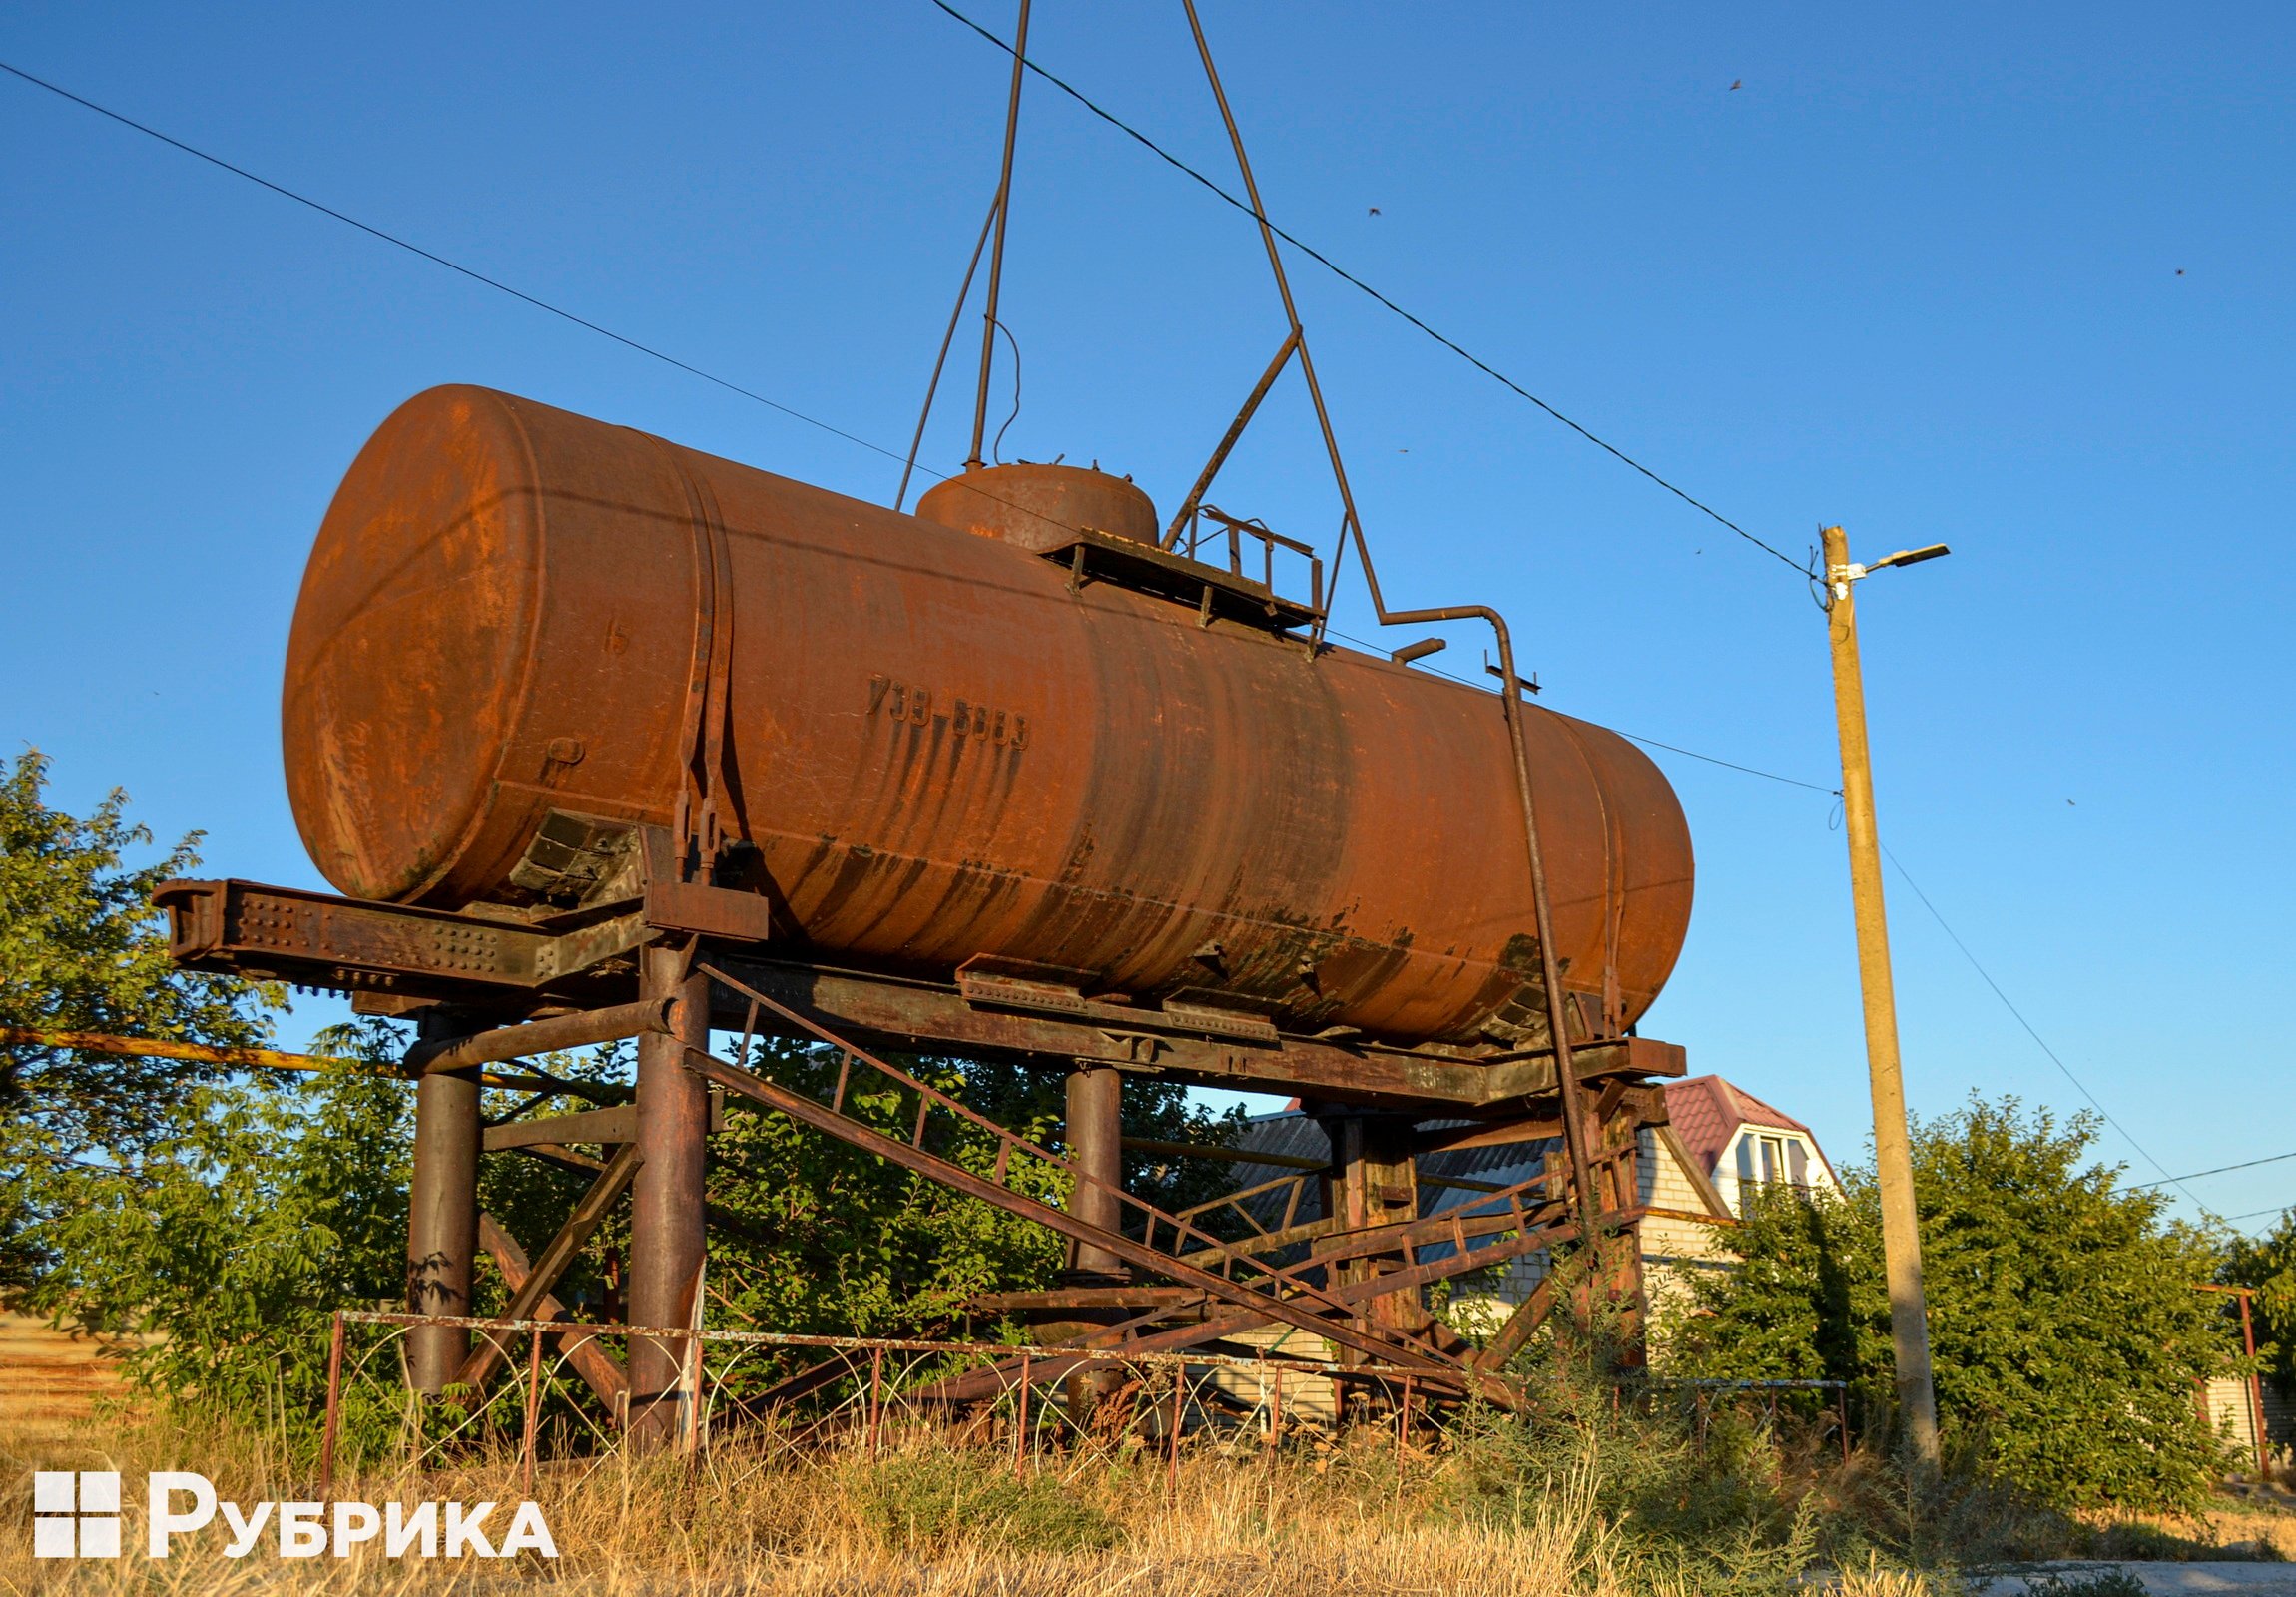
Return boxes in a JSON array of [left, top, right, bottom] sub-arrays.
[[4, 4, 2289, 1235], [926, 0, 1812, 577]]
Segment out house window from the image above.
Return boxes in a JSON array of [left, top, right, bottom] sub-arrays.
[[1736, 1132, 1810, 1193]]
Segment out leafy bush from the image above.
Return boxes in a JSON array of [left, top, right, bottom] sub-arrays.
[[1667, 1095, 2232, 1511]]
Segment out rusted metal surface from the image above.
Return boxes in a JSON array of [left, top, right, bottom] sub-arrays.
[[145, 875, 1686, 1109], [282, 386, 1692, 1057], [917, 459, 1158, 552], [404, 996, 671, 1074], [628, 949, 710, 1447], [1064, 1066, 1124, 1277], [693, 963, 1472, 1381], [405, 1011, 479, 1392], [154, 876, 645, 1004]]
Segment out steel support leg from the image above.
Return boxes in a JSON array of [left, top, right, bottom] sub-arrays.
[[629, 946, 711, 1447], [406, 1009, 480, 1394], [1063, 1065, 1125, 1279], [1062, 1065, 1126, 1423]]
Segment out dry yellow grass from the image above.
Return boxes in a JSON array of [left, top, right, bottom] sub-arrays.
[[0, 1403, 1980, 1597]]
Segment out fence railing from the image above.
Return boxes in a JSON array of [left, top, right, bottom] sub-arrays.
[[318, 1310, 1442, 1495]]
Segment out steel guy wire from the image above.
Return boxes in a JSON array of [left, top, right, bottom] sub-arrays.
[[927, 0, 1812, 578], [1877, 840, 2228, 1227]]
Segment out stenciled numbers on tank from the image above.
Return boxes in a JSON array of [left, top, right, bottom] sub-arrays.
[[866, 674, 1031, 750]]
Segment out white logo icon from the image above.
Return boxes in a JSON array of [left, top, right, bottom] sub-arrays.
[[34, 1471, 121, 1559]]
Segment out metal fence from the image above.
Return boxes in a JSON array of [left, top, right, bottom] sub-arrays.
[[317, 1310, 1443, 1495]]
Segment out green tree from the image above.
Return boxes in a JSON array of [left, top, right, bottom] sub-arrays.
[[0, 750, 279, 1285], [1669, 1095, 2231, 1511], [2223, 1212, 2296, 1397], [26, 1023, 412, 1419]]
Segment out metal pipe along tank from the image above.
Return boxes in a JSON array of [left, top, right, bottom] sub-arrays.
[[283, 386, 1693, 1052]]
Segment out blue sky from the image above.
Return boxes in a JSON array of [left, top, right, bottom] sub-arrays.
[[4, 3, 2290, 1227]]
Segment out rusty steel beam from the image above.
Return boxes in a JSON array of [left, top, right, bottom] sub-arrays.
[[917, 1218, 1563, 1408], [476, 1214, 628, 1405], [1162, 329, 1302, 549], [406, 998, 672, 1075], [481, 1104, 638, 1152], [155, 878, 647, 1005], [968, 1287, 1200, 1313], [457, 1142, 643, 1391], [708, 954, 1673, 1109], [675, 1041, 1458, 1378], [1470, 1277, 1556, 1374], [146, 876, 1687, 1110]]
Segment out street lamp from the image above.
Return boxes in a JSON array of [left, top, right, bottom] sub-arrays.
[[1822, 525, 1950, 1474]]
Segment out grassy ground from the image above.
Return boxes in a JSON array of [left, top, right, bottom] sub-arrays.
[[2, 1391, 2286, 1595]]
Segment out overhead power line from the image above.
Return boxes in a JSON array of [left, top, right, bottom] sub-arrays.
[[1323, 626, 1838, 794], [2130, 1150, 2296, 1192], [927, 0, 1810, 578], [1877, 842, 2227, 1226], [9, 52, 2216, 1229], [0, 58, 916, 474], [1611, 732, 1838, 794]]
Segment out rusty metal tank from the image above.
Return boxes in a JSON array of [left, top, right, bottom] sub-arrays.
[[283, 385, 1693, 1048]]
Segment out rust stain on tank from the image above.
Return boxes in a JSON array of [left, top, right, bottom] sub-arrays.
[[283, 386, 1696, 1049]]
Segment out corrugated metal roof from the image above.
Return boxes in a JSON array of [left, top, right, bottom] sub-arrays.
[[1226, 1111, 1560, 1230], [1662, 1075, 1824, 1178]]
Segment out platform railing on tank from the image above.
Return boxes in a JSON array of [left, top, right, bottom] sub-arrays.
[[1177, 503, 1325, 616]]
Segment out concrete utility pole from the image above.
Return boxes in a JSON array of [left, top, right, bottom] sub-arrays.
[[1821, 523, 1949, 1473]]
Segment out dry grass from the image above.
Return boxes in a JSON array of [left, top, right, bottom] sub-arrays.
[[0, 1400, 1982, 1597]]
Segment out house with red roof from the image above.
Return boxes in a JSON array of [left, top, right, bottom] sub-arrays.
[[1661, 1075, 1844, 1218]]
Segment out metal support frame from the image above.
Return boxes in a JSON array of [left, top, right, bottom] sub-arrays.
[[160, 860, 1676, 1434], [406, 1010, 480, 1393], [1064, 1065, 1126, 1279], [458, 1143, 644, 1391], [628, 945, 712, 1447], [966, 0, 1033, 470]]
